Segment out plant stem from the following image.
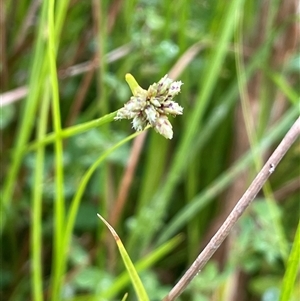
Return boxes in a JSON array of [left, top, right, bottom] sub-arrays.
[[163, 116, 300, 301]]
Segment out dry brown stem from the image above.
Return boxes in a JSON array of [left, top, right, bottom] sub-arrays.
[[163, 117, 300, 301]]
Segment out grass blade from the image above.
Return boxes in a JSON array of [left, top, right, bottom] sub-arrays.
[[279, 221, 300, 301], [97, 214, 150, 301]]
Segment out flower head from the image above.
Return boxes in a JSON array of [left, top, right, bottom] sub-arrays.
[[115, 74, 183, 139]]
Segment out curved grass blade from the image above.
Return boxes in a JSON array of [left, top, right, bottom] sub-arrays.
[[97, 214, 150, 301], [100, 234, 183, 299]]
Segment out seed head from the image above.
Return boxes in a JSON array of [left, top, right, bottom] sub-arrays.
[[115, 74, 183, 139]]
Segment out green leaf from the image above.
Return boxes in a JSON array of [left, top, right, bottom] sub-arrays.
[[97, 214, 150, 301], [279, 221, 300, 301]]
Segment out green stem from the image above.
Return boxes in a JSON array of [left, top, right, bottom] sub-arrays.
[[26, 111, 117, 152], [47, 0, 65, 299], [31, 85, 50, 301]]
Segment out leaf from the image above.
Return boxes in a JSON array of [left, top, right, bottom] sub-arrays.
[[97, 214, 150, 301]]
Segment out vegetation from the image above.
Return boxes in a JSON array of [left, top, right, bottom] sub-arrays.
[[1, 0, 299, 300]]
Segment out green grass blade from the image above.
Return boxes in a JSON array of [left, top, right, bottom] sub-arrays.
[[47, 0, 66, 299], [279, 221, 300, 301], [60, 214, 182, 301], [31, 81, 51, 301], [100, 235, 183, 299], [97, 214, 150, 301], [54, 0, 71, 41]]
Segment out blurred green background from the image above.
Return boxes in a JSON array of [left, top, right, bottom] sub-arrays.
[[1, 0, 299, 300]]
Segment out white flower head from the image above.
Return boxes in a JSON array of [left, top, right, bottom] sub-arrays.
[[115, 74, 183, 139]]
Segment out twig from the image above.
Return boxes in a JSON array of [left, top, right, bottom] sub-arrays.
[[163, 116, 300, 301]]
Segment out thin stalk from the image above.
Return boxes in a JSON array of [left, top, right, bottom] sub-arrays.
[[163, 117, 300, 301], [31, 86, 50, 301], [26, 111, 117, 152], [47, 0, 65, 299]]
